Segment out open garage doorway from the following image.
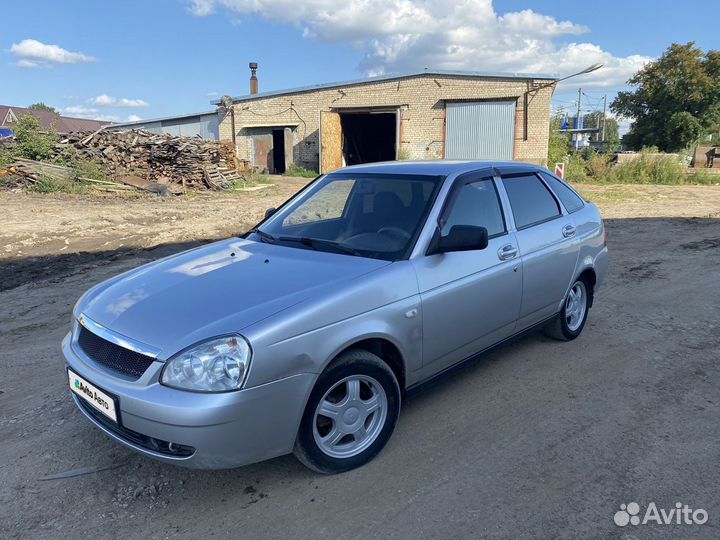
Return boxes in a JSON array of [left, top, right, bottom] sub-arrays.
[[320, 109, 398, 173], [341, 112, 396, 166], [272, 129, 286, 174]]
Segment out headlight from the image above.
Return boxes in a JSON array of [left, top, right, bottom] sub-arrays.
[[161, 335, 252, 392]]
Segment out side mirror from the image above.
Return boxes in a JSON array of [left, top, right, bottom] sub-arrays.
[[264, 207, 276, 219], [430, 225, 488, 255]]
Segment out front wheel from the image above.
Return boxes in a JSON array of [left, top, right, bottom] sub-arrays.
[[544, 277, 591, 341], [294, 349, 401, 474]]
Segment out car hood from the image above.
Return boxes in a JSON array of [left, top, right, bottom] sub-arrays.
[[79, 238, 390, 357]]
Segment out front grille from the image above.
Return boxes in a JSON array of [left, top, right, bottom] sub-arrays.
[[75, 396, 195, 458], [77, 326, 155, 380]]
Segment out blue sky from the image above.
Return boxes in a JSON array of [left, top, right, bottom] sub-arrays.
[[3, 0, 716, 128]]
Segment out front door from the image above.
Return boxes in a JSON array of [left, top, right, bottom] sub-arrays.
[[412, 175, 522, 372]]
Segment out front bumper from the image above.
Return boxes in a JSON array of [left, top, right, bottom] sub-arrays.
[[62, 333, 316, 469]]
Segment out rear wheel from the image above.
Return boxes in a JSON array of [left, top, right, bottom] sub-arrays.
[[294, 349, 401, 474], [544, 277, 591, 341]]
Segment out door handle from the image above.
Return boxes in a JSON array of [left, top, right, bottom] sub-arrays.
[[497, 244, 518, 260], [562, 224, 576, 238]]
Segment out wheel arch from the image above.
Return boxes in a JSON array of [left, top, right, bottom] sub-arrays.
[[324, 334, 407, 392], [575, 266, 597, 307]]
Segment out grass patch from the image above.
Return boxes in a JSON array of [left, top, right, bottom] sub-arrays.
[[687, 168, 720, 185], [230, 171, 272, 190], [283, 165, 318, 178], [29, 174, 87, 194], [245, 172, 271, 185], [563, 149, 719, 185]]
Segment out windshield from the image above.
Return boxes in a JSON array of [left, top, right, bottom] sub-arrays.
[[251, 172, 444, 261]]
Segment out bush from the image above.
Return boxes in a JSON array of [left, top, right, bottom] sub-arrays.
[[547, 117, 569, 166], [0, 143, 13, 167], [684, 168, 720, 185], [13, 115, 57, 161], [606, 151, 686, 184], [585, 152, 612, 180], [564, 154, 590, 183], [29, 174, 87, 194], [562, 148, 696, 185], [53, 146, 108, 182], [283, 164, 318, 178]]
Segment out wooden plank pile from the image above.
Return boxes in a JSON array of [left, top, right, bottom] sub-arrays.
[[56, 129, 236, 188], [4, 158, 74, 183], [0, 158, 181, 194]]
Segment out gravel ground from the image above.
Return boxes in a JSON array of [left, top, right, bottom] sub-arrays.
[[1, 181, 719, 539]]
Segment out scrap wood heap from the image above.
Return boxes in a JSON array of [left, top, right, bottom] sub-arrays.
[[56, 128, 238, 189]]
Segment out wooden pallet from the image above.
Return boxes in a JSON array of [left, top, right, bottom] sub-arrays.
[[203, 165, 243, 190]]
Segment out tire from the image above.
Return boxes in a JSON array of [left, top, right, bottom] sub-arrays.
[[544, 276, 592, 341], [294, 349, 401, 474]]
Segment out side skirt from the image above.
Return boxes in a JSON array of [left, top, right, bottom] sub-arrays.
[[406, 313, 561, 395]]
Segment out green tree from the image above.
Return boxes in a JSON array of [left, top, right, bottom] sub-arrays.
[[547, 115, 569, 165], [27, 102, 57, 113], [583, 111, 619, 143], [612, 42, 720, 151], [13, 115, 58, 161]]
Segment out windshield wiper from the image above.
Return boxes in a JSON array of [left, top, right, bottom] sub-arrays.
[[246, 228, 276, 243], [277, 236, 362, 257]]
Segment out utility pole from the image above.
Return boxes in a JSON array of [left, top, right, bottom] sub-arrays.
[[601, 94, 607, 142], [576, 87, 582, 149]]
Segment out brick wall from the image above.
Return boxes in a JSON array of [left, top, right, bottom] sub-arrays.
[[219, 74, 555, 171]]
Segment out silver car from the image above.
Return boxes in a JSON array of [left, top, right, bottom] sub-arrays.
[[63, 161, 608, 473]]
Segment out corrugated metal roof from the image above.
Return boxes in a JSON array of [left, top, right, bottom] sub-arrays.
[[107, 110, 217, 128], [213, 69, 557, 105]]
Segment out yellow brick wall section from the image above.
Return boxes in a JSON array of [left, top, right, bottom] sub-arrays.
[[219, 75, 554, 170]]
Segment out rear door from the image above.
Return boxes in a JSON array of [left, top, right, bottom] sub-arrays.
[[500, 170, 579, 328], [412, 172, 522, 372]]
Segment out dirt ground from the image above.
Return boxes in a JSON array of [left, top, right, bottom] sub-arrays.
[[1, 180, 720, 539]]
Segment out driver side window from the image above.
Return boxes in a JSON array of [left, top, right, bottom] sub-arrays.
[[441, 178, 506, 238]]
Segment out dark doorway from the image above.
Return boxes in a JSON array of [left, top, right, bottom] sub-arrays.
[[272, 129, 286, 174], [341, 112, 396, 166]]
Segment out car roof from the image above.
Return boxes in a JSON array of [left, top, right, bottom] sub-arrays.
[[331, 160, 544, 176]]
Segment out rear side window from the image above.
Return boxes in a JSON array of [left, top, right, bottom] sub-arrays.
[[539, 172, 585, 213], [441, 178, 506, 238], [502, 173, 560, 229]]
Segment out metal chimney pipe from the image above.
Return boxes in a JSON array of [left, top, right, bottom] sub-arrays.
[[249, 62, 259, 95]]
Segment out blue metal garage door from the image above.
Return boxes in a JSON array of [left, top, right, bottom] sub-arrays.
[[445, 101, 516, 160]]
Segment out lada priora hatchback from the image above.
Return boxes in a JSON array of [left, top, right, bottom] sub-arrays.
[[63, 161, 608, 473]]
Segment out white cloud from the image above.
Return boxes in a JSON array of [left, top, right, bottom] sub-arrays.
[[188, 0, 650, 88], [117, 98, 149, 108], [207, 91, 219, 97], [187, 0, 215, 15], [17, 59, 39, 68], [93, 114, 120, 122], [89, 94, 116, 106], [59, 106, 118, 122], [10, 39, 95, 67], [126, 114, 143, 122], [63, 105, 99, 115], [88, 95, 149, 107]]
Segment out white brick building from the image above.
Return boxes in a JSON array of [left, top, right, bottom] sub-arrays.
[[216, 70, 556, 174]]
